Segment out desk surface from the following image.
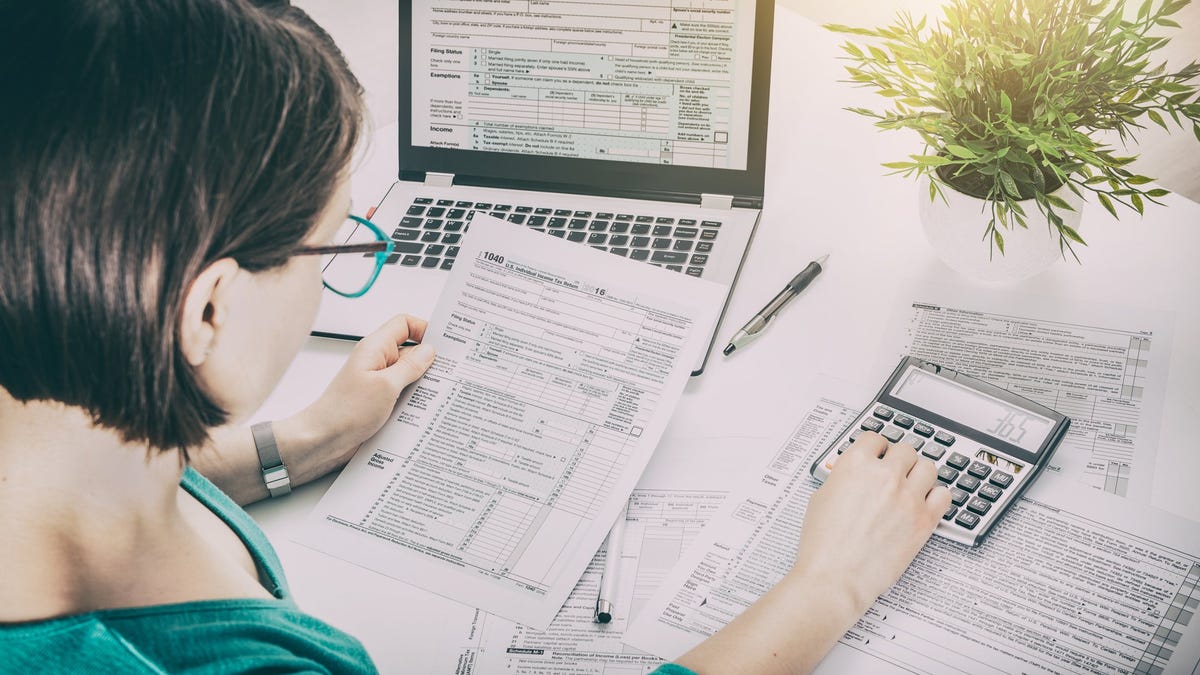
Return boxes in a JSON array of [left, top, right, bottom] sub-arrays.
[[246, 6, 1200, 670]]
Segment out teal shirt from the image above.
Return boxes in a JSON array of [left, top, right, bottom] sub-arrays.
[[0, 466, 376, 674], [0, 467, 697, 675]]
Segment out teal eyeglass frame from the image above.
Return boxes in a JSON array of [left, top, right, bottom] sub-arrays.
[[291, 215, 393, 298]]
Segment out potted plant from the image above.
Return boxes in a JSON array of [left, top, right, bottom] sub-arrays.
[[828, 0, 1200, 283]]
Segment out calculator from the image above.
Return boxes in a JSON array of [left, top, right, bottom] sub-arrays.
[[809, 356, 1071, 546]]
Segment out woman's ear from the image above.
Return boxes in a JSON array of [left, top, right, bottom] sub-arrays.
[[179, 258, 241, 367]]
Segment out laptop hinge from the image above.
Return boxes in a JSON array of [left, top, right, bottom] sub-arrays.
[[424, 172, 454, 187], [700, 193, 734, 210]]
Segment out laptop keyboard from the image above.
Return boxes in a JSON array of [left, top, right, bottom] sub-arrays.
[[380, 197, 721, 276]]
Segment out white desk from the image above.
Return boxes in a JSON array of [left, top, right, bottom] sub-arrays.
[[246, 7, 1200, 671]]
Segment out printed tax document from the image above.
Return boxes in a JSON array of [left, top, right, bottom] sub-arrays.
[[625, 377, 1200, 674], [882, 283, 1172, 502], [298, 215, 723, 631]]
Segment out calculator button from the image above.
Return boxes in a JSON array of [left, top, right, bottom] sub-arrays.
[[934, 430, 956, 446], [849, 429, 862, 443], [943, 505, 958, 521], [937, 466, 959, 483], [966, 498, 992, 516], [836, 441, 852, 455], [860, 417, 884, 433], [949, 488, 969, 506], [919, 441, 943, 460], [946, 452, 970, 470], [955, 475, 981, 493], [893, 414, 914, 429], [979, 484, 1003, 502], [989, 471, 1014, 488], [955, 511, 981, 530], [967, 461, 992, 480], [913, 422, 934, 437], [873, 406, 894, 421], [881, 426, 905, 444]]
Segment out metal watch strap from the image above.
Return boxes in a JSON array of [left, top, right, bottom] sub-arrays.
[[251, 421, 291, 498]]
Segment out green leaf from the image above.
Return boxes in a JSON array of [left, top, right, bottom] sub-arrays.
[[1132, 193, 1145, 214], [1098, 193, 1119, 219], [1147, 109, 1168, 130], [1000, 91, 1012, 116], [1137, 0, 1152, 20], [946, 144, 978, 159], [1126, 175, 1154, 185], [998, 171, 1021, 197], [993, 229, 1005, 256], [882, 161, 917, 170], [1146, 188, 1170, 197], [1193, 122, 1200, 143], [1060, 225, 1087, 245], [1045, 194, 1075, 211]]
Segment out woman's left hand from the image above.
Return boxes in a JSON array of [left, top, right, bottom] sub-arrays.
[[286, 314, 436, 480]]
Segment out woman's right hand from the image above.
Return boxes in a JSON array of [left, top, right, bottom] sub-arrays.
[[792, 431, 952, 613]]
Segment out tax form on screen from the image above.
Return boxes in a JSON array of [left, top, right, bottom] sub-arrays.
[[297, 215, 723, 630], [411, 0, 757, 169]]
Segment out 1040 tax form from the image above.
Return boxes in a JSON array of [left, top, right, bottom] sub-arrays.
[[297, 215, 723, 630]]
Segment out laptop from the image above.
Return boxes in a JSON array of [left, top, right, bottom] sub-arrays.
[[313, 0, 774, 375]]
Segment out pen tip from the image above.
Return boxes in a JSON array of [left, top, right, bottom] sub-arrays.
[[596, 612, 612, 624], [816, 254, 829, 266], [722, 344, 735, 356]]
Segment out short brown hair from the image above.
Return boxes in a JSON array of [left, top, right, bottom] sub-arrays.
[[0, 0, 364, 451]]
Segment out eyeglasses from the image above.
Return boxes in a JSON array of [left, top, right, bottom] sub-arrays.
[[291, 215, 393, 298]]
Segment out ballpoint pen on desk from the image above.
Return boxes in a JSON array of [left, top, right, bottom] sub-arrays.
[[722, 254, 829, 356], [594, 506, 628, 624]]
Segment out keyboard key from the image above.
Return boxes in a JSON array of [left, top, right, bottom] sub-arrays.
[[690, 254, 709, 265], [455, 200, 473, 208], [632, 223, 652, 235], [400, 216, 422, 228], [653, 225, 672, 236], [610, 248, 629, 257], [937, 465, 960, 483], [567, 231, 586, 242], [515, 206, 532, 213], [652, 238, 672, 249], [534, 207, 552, 215], [423, 219, 444, 229], [569, 219, 588, 229], [956, 474, 981, 493], [442, 233, 461, 244], [893, 414, 915, 429], [701, 220, 722, 228], [421, 256, 440, 268], [426, 207, 446, 217], [967, 461, 992, 480], [635, 215, 654, 223], [919, 442, 943, 460], [946, 452, 970, 470], [949, 488, 969, 506], [630, 249, 650, 261], [979, 484, 1003, 502], [596, 212, 614, 219], [589, 221, 608, 231], [912, 422, 934, 437], [686, 267, 703, 277], [528, 216, 546, 226], [615, 214, 633, 221], [651, 251, 688, 264], [406, 204, 426, 216], [421, 231, 440, 242], [899, 433, 926, 451], [447, 209, 466, 219], [384, 253, 400, 265], [609, 235, 629, 246], [392, 229, 420, 241], [440, 258, 454, 270], [392, 242, 424, 254], [475, 202, 493, 210], [860, 417, 884, 432], [673, 240, 694, 251], [436, 199, 453, 206], [400, 254, 421, 266], [679, 218, 696, 225], [548, 218, 567, 228], [656, 216, 675, 224], [573, 211, 592, 218], [587, 233, 607, 245], [696, 241, 714, 252], [550, 230, 566, 238], [990, 471, 1014, 489], [494, 204, 512, 211], [507, 213, 526, 224], [873, 406, 894, 420], [955, 511, 981, 530], [966, 498, 991, 516], [674, 227, 698, 238], [445, 246, 460, 258], [666, 264, 682, 272], [943, 505, 959, 521], [610, 221, 629, 234], [424, 244, 444, 256], [554, 208, 571, 216], [934, 430, 956, 446], [881, 426, 905, 443], [445, 220, 464, 232], [631, 236, 650, 248], [414, 197, 433, 205]]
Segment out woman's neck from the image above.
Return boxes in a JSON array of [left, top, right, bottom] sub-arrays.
[[0, 390, 187, 620]]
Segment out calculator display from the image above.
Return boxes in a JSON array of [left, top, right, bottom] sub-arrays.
[[890, 367, 1055, 452]]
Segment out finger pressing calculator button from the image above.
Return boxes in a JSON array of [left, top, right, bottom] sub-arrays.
[[849, 429, 862, 443], [946, 452, 970, 470], [836, 441, 852, 455], [966, 498, 992, 516], [873, 406, 894, 421], [913, 422, 934, 437], [943, 505, 958, 521], [881, 426, 905, 444], [955, 511, 981, 530], [949, 487, 969, 506], [989, 471, 1014, 488], [919, 442, 943, 460], [979, 484, 1003, 502], [861, 417, 884, 433], [934, 430, 956, 446], [955, 475, 981, 493], [893, 414, 914, 429], [937, 465, 959, 483], [967, 461, 992, 480]]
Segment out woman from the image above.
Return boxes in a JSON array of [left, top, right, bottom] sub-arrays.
[[0, 1, 950, 673]]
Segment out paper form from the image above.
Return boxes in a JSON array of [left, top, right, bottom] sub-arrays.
[[470, 489, 726, 674], [624, 378, 1200, 674], [410, 1, 757, 169], [883, 284, 1173, 502], [297, 215, 724, 630]]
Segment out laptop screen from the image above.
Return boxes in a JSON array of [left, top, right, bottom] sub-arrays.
[[399, 0, 773, 205]]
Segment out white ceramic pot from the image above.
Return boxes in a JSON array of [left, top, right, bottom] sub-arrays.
[[917, 176, 1084, 285]]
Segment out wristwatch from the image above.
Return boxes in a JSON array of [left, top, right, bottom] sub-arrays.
[[251, 421, 292, 498]]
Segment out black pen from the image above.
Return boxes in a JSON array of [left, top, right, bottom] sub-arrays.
[[722, 254, 828, 356]]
